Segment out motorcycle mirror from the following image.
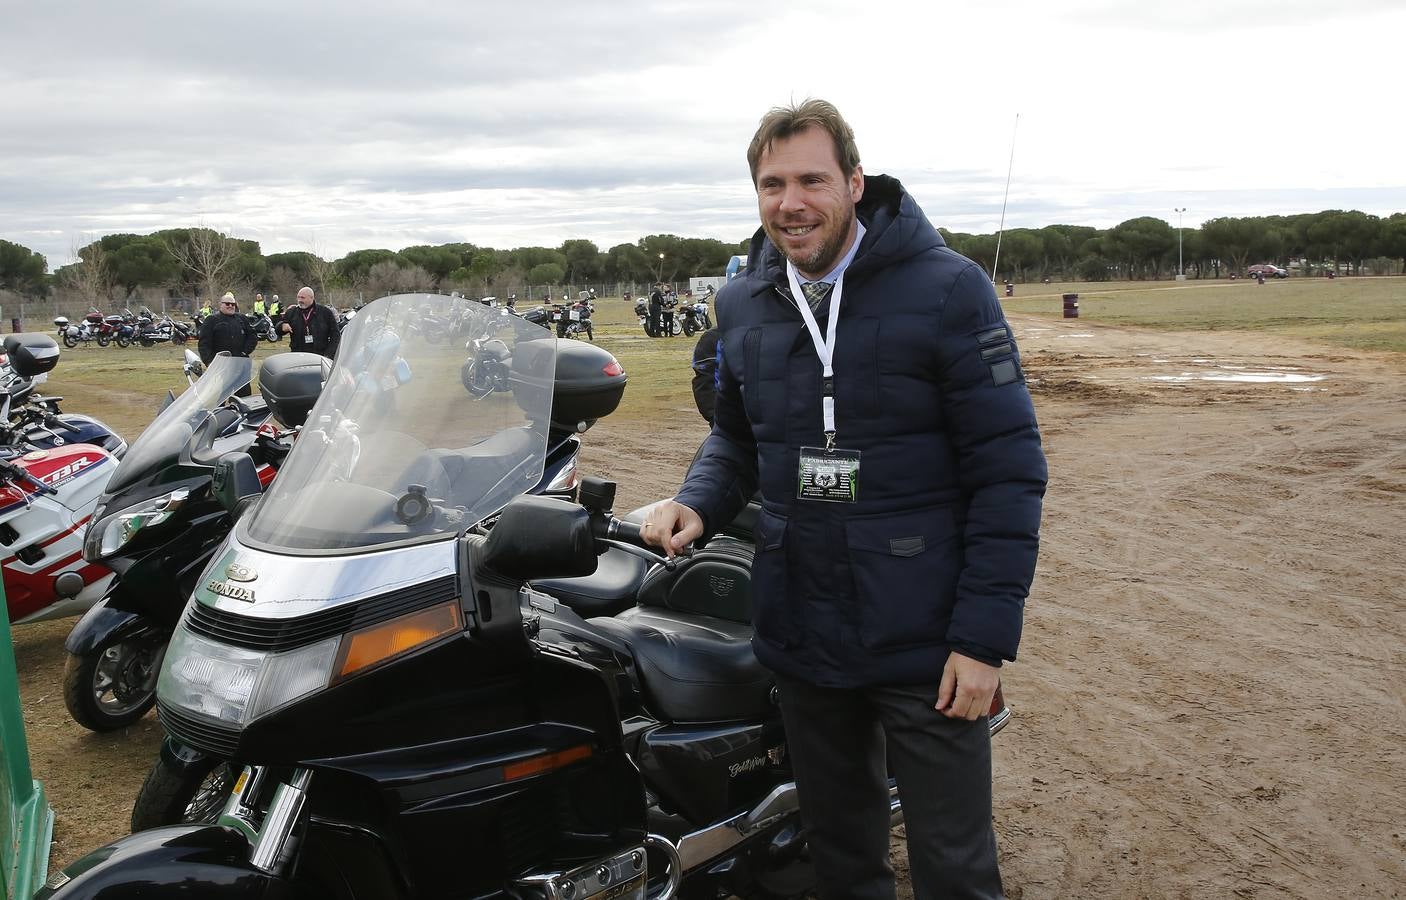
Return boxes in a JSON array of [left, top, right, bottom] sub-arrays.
[[183, 349, 204, 377], [480, 495, 597, 581], [211, 451, 262, 515]]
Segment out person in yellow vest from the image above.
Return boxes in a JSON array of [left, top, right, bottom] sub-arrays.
[[199, 300, 213, 317], [267, 294, 282, 318], [253, 293, 267, 316]]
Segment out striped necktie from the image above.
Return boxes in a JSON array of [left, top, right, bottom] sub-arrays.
[[801, 281, 833, 312]]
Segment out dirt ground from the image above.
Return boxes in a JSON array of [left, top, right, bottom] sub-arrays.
[[11, 312, 1406, 897]]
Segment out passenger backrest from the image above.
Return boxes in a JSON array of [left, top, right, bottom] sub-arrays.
[[635, 536, 753, 624]]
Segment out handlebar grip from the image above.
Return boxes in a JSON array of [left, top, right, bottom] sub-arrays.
[[47, 415, 81, 433], [608, 518, 644, 546]]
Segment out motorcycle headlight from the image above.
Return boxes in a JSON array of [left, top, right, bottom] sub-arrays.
[[157, 600, 460, 726], [157, 626, 340, 726], [90, 488, 190, 559]]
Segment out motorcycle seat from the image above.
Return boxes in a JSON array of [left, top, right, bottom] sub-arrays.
[[530, 545, 646, 618], [229, 394, 267, 420], [588, 607, 773, 723]]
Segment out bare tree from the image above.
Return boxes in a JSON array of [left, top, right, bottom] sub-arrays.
[[61, 238, 110, 308], [165, 225, 241, 305], [304, 236, 341, 305]]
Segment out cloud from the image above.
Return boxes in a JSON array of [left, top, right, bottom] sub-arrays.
[[3, 0, 1405, 267]]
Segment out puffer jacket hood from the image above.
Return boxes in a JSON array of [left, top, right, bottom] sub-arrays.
[[743, 174, 945, 291]]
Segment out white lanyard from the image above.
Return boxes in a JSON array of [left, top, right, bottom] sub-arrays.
[[786, 261, 844, 449]]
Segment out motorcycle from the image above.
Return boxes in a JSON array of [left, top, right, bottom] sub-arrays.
[[679, 296, 712, 336], [55, 312, 109, 348], [41, 294, 1007, 900], [62, 350, 287, 734], [134, 308, 191, 347], [561, 298, 594, 341], [131, 316, 628, 829], [548, 300, 593, 338], [0, 335, 122, 629], [247, 312, 280, 343]]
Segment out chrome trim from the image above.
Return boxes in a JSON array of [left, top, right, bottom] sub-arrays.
[[249, 769, 311, 873], [512, 845, 648, 900], [674, 780, 800, 872], [217, 765, 266, 845], [644, 834, 681, 900], [989, 705, 1012, 736], [196, 537, 456, 621]]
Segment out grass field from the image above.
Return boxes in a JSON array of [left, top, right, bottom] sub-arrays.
[[999, 276, 1406, 353]]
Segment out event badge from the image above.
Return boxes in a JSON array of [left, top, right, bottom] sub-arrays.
[[304, 334, 313, 344], [797, 446, 860, 502]]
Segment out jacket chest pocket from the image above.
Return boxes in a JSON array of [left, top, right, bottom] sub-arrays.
[[843, 508, 961, 651]]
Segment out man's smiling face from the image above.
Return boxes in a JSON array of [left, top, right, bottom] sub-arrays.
[[755, 124, 864, 281]]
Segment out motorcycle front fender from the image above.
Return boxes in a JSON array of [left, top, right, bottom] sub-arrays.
[[63, 595, 159, 656], [36, 824, 302, 899]]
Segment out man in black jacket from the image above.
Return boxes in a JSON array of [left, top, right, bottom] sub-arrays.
[[280, 287, 340, 358], [198, 293, 258, 395], [642, 100, 1046, 899]]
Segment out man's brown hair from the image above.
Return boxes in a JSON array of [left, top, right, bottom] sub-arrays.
[[746, 99, 861, 184]]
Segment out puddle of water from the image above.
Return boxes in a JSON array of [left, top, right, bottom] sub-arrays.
[[1146, 371, 1326, 384]]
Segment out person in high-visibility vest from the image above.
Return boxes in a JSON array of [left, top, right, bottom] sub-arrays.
[[253, 293, 267, 316], [268, 294, 282, 318]]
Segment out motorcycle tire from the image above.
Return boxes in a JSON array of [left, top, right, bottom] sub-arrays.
[[584, 323, 593, 341], [682, 319, 697, 337], [171, 331, 188, 346], [96, 333, 111, 347], [460, 359, 494, 398], [140, 336, 155, 347], [62, 333, 79, 348], [131, 753, 242, 832], [115, 333, 131, 348], [61, 635, 162, 732]]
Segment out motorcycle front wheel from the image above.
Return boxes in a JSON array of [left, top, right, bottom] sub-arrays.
[[682, 318, 697, 337], [171, 331, 188, 346], [96, 333, 111, 347], [62, 333, 79, 348], [131, 753, 241, 832], [460, 359, 495, 397], [61, 634, 162, 732], [115, 333, 131, 348]]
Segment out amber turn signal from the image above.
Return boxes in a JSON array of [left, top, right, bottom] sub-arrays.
[[334, 601, 461, 681]]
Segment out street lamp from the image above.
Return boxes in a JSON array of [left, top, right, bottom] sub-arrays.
[[1174, 207, 1186, 281], [656, 252, 665, 283]]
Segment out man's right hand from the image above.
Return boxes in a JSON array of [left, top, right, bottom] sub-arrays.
[[639, 500, 704, 558], [279, 322, 291, 334]]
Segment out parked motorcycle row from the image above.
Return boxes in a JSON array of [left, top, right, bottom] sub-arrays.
[[52, 307, 197, 349], [10, 292, 1009, 900], [636, 286, 712, 338]]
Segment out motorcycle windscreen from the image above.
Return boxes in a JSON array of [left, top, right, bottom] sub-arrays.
[[105, 354, 253, 494], [244, 293, 557, 553]]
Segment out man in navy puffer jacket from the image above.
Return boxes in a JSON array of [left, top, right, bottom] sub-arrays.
[[642, 100, 1046, 899]]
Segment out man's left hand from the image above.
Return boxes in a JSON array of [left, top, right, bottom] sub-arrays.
[[935, 652, 1000, 720]]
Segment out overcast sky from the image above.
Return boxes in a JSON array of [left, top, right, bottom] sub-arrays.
[[3, 0, 1401, 268]]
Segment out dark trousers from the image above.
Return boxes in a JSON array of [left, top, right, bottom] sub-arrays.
[[775, 675, 1003, 900]]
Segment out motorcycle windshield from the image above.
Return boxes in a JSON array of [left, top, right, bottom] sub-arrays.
[[244, 294, 556, 554], [105, 354, 253, 494]]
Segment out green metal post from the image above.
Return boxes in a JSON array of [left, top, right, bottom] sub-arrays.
[[1, 584, 53, 900]]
